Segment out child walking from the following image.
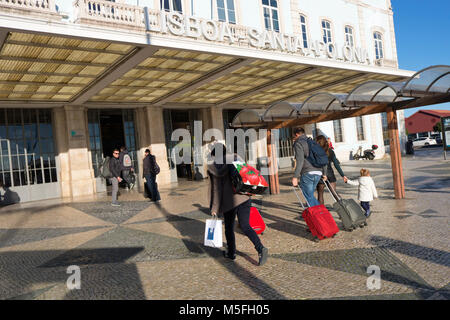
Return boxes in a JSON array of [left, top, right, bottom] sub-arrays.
[[345, 168, 378, 218]]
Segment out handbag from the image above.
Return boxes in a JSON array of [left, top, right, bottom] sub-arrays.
[[203, 216, 223, 248]]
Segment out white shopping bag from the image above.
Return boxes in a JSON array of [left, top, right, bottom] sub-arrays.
[[204, 217, 223, 248]]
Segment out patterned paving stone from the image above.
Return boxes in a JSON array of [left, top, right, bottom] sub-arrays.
[[0, 226, 108, 249], [68, 201, 153, 225], [0, 149, 448, 300]]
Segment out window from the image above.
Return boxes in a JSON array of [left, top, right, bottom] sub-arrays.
[[321, 20, 333, 52], [262, 0, 280, 32], [374, 32, 384, 59], [0, 109, 57, 187], [333, 119, 343, 143], [299, 14, 308, 48], [356, 116, 365, 141], [345, 25, 354, 47], [217, 0, 236, 24], [161, 0, 183, 13], [278, 127, 294, 158]]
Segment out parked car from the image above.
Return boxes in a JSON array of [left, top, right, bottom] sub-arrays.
[[412, 137, 437, 148]]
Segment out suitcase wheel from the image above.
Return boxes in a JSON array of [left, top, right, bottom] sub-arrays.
[[359, 224, 365, 228], [332, 234, 337, 238], [363, 222, 368, 226], [313, 237, 320, 243]]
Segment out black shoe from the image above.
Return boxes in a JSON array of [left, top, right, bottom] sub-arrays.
[[258, 247, 268, 266], [223, 251, 236, 260]]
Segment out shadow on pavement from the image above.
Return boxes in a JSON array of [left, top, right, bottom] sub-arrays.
[[153, 203, 288, 299], [369, 235, 450, 268]]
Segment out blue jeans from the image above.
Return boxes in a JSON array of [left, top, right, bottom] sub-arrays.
[[300, 173, 321, 207], [144, 174, 161, 202], [360, 201, 371, 216]]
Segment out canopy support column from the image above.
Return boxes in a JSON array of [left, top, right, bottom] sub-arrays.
[[267, 129, 280, 195], [387, 107, 406, 199]]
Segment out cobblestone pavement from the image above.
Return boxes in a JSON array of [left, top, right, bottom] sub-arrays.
[[0, 147, 449, 300]]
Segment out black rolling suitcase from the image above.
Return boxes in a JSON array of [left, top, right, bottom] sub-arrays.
[[324, 180, 367, 231]]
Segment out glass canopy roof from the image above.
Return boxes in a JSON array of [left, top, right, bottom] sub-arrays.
[[231, 65, 449, 127], [231, 109, 265, 127]]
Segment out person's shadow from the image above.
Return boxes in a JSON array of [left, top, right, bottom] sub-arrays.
[[0, 187, 21, 207]]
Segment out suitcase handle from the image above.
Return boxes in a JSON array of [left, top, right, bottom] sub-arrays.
[[323, 179, 342, 202], [292, 185, 310, 209]]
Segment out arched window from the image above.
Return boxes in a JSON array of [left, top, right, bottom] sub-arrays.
[[160, 0, 183, 13], [374, 32, 384, 60], [217, 0, 236, 24], [321, 20, 333, 53], [299, 14, 308, 48], [345, 25, 354, 47], [262, 0, 280, 32]]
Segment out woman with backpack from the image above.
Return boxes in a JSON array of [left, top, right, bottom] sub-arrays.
[[315, 135, 348, 205], [143, 148, 161, 203]]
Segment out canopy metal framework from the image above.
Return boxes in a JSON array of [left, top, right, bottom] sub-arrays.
[[231, 65, 450, 128]]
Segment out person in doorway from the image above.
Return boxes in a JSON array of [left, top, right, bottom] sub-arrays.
[[345, 168, 378, 218], [292, 127, 327, 207], [315, 135, 348, 205], [143, 148, 161, 203], [119, 146, 135, 189], [208, 143, 268, 266], [109, 148, 123, 207]]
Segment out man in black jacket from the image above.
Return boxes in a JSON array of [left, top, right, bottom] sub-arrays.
[[109, 148, 123, 206], [143, 148, 161, 202]]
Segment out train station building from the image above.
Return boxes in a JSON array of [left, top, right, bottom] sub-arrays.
[[0, 0, 448, 203]]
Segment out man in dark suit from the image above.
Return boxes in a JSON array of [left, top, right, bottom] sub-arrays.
[[143, 148, 161, 203]]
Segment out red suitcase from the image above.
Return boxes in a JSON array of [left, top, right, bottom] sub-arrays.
[[293, 186, 339, 241], [249, 207, 266, 235]]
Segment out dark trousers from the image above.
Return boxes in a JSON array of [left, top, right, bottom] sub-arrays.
[[360, 201, 370, 216], [223, 199, 263, 255], [122, 169, 133, 187], [144, 174, 161, 202]]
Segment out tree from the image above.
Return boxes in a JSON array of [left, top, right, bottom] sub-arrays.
[[433, 121, 442, 133]]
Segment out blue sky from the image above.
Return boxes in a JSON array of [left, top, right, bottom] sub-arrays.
[[392, 0, 450, 117]]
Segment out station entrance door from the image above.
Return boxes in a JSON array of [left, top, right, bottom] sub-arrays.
[[87, 109, 138, 192]]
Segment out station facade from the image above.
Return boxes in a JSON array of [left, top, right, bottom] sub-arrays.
[[0, 0, 412, 202]]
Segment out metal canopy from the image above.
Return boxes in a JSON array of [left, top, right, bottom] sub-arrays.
[[231, 65, 450, 128], [0, 28, 410, 108], [262, 101, 302, 121], [300, 92, 348, 114], [231, 109, 265, 127], [401, 65, 450, 97], [344, 80, 405, 107]]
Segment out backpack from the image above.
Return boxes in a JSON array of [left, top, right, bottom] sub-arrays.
[[123, 153, 132, 169], [303, 138, 329, 168], [99, 157, 112, 179], [151, 155, 160, 175]]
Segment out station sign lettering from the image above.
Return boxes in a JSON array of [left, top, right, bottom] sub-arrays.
[[145, 10, 373, 65]]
